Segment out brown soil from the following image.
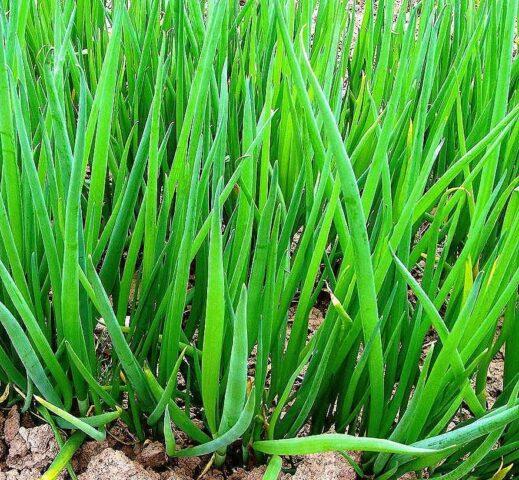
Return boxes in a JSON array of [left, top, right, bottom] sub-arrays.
[[0, 405, 416, 479], [486, 350, 504, 409], [0, 399, 431, 480]]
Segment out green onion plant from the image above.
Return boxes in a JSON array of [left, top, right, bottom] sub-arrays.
[[0, 0, 518, 478]]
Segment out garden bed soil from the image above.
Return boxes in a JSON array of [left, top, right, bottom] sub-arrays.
[[0, 405, 361, 479]]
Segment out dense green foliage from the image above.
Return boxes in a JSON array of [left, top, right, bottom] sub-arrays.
[[0, 0, 518, 478]]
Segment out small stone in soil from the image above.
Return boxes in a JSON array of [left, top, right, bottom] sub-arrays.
[[74, 440, 111, 472], [6, 424, 58, 471], [78, 448, 160, 480], [0, 467, 43, 480], [291, 452, 357, 480], [136, 441, 167, 469], [3, 407, 20, 444]]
